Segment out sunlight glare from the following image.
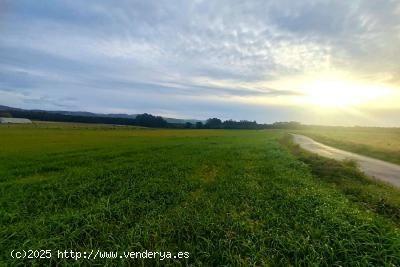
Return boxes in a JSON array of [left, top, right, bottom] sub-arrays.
[[301, 79, 391, 108]]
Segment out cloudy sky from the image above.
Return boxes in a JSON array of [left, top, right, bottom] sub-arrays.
[[1, 0, 399, 126]]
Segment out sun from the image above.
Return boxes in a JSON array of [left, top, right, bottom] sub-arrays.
[[301, 78, 390, 108]]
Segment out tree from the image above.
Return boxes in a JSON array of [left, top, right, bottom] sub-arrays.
[[205, 118, 222, 129], [222, 119, 259, 129], [184, 122, 193, 129], [135, 113, 168, 127], [0, 112, 12, 118], [195, 121, 203, 129]]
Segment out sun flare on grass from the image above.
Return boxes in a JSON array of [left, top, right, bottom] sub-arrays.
[[300, 78, 392, 108]]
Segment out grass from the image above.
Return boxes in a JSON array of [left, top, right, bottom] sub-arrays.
[[296, 127, 400, 165], [1, 124, 400, 265], [281, 134, 400, 226]]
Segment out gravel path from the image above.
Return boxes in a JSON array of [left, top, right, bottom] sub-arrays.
[[292, 134, 400, 188]]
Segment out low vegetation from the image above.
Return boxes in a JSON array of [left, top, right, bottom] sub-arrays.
[[281, 134, 400, 226], [1, 124, 399, 265], [297, 126, 400, 165]]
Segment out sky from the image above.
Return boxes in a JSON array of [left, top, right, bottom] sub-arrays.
[[0, 0, 399, 126]]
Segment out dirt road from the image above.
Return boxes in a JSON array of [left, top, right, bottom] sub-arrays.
[[292, 134, 400, 188]]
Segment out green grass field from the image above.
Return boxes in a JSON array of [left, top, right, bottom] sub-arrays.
[[296, 127, 400, 165], [1, 123, 400, 265]]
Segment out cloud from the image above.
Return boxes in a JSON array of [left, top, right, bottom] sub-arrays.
[[0, 0, 399, 125]]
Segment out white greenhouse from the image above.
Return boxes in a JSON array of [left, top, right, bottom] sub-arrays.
[[0, 117, 32, 124]]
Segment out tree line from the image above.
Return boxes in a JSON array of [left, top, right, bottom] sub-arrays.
[[184, 118, 302, 129], [1, 110, 302, 129]]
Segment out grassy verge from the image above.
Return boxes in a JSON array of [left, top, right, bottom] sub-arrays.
[[296, 128, 400, 165], [281, 134, 400, 226]]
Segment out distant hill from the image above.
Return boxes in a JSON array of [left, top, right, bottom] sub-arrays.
[[0, 105, 20, 111], [0, 104, 307, 130], [0, 105, 203, 124]]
